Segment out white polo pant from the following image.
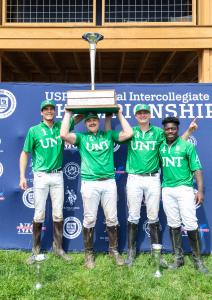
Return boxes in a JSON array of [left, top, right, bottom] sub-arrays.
[[80, 179, 118, 228], [126, 173, 161, 224], [33, 171, 64, 223], [162, 186, 198, 231]]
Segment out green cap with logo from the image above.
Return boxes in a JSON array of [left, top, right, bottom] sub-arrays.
[[40, 100, 56, 111], [135, 104, 150, 114], [84, 112, 99, 121]]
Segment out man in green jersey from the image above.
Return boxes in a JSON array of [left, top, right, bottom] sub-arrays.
[[106, 103, 197, 266], [60, 106, 133, 269], [160, 116, 209, 274], [19, 99, 83, 264]]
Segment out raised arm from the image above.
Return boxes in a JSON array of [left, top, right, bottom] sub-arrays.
[[60, 110, 77, 144], [104, 113, 112, 131], [19, 151, 29, 190], [117, 105, 133, 142], [194, 169, 204, 205], [182, 117, 198, 140]]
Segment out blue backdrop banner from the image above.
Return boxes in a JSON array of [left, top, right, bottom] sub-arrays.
[[0, 83, 211, 253]]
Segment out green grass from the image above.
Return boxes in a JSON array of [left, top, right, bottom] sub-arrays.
[[0, 251, 212, 300]]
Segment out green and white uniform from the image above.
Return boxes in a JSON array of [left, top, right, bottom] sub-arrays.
[[74, 130, 120, 228], [23, 119, 74, 222], [159, 137, 201, 230], [126, 125, 164, 224]]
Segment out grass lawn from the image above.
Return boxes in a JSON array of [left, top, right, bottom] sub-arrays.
[[0, 251, 211, 300]]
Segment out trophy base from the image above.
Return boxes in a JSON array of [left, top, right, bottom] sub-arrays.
[[65, 105, 120, 114]]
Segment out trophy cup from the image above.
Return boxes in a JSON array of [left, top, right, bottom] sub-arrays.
[[66, 33, 119, 113], [152, 244, 162, 278]]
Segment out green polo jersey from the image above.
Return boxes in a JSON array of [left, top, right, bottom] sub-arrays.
[[159, 137, 202, 187], [23, 119, 74, 172], [74, 130, 119, 180], [126, 125, 165, 174]]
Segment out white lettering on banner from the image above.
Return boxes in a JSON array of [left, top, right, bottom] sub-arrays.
[[131, 141, 157, 151], [45, 91, 67, 102], [86, 141, 109, 152], [162, 157, 184, 167], [39, 136, 61, 148]]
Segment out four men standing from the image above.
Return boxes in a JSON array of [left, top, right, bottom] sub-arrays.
[[19, 99, 209, 274]]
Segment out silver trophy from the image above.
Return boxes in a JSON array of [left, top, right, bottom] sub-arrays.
[[66, 33, 119, 113], [82, 32, 104, 91], [152, 244, 162, 278]]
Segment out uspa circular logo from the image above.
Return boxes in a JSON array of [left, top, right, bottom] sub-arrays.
[[22, 187, 34, 208], [63, 216, 82, 239], [0, 89, 17, 119], [63, 162, 80, 180], [188, 135, 197, 146], [0, 162, 3, 177]]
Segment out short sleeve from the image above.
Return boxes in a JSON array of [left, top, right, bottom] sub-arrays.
[[23, 128, 34, 153]]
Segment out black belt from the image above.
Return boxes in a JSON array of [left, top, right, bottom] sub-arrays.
[[46, 168, 62, 173], [97, 178, 110, 181], [138, 172, 158, 177]]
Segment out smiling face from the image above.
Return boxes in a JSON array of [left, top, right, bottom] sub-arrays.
[[41, 105, 55, 122], [135, 110, 151, 125], [85, 117, 100, 133], [164, 122, 179, 143]]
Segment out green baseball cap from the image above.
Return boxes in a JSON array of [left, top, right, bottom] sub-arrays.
[[84, 112, 99, 121], [135, 104, 150, 114], [40, 100, 56, 110]]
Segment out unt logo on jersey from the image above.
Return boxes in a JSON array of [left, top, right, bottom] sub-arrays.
[[40, 136, 62, 148], [131, 141, 157, 151], [162, 157, 184, 167], [86, 141, 109, 151]]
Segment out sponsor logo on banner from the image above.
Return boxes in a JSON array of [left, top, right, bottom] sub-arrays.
[[115, 166, 126, 180], [181, 225, 209, 238], [64, 187, 80, 211], [0, 162, 3, 177], [0, 192, 5, 201], [16, 223, 33, 234], [22, 187, 34, 208], [0, 138, 3, 153], [63, 216, 82, 239], [63, 162, 80, 180], [0, 89, 17, 119], [64, 142, 78, 152], [113, 143, 120, 152], [188, 135, 197, 146], [16, 222, 46, 235], [143, 220, 162, 237]]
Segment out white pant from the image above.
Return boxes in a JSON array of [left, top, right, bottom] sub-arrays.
[[33, 171, 64, 223], [81, 179, 118, 228], [162, 186, 198, 231], [126, 173, 161, 224]]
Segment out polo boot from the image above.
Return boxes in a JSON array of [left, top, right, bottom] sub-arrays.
[[107, 225, 124, 266], [83, 227, 95, 269], [53, 221, 71, 261], [187, 229, 209, 275], [27, 221, 42, 264], [149, 222, 168, 268], [125, 222, 138, 267], [169, 227, 184, 269]]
